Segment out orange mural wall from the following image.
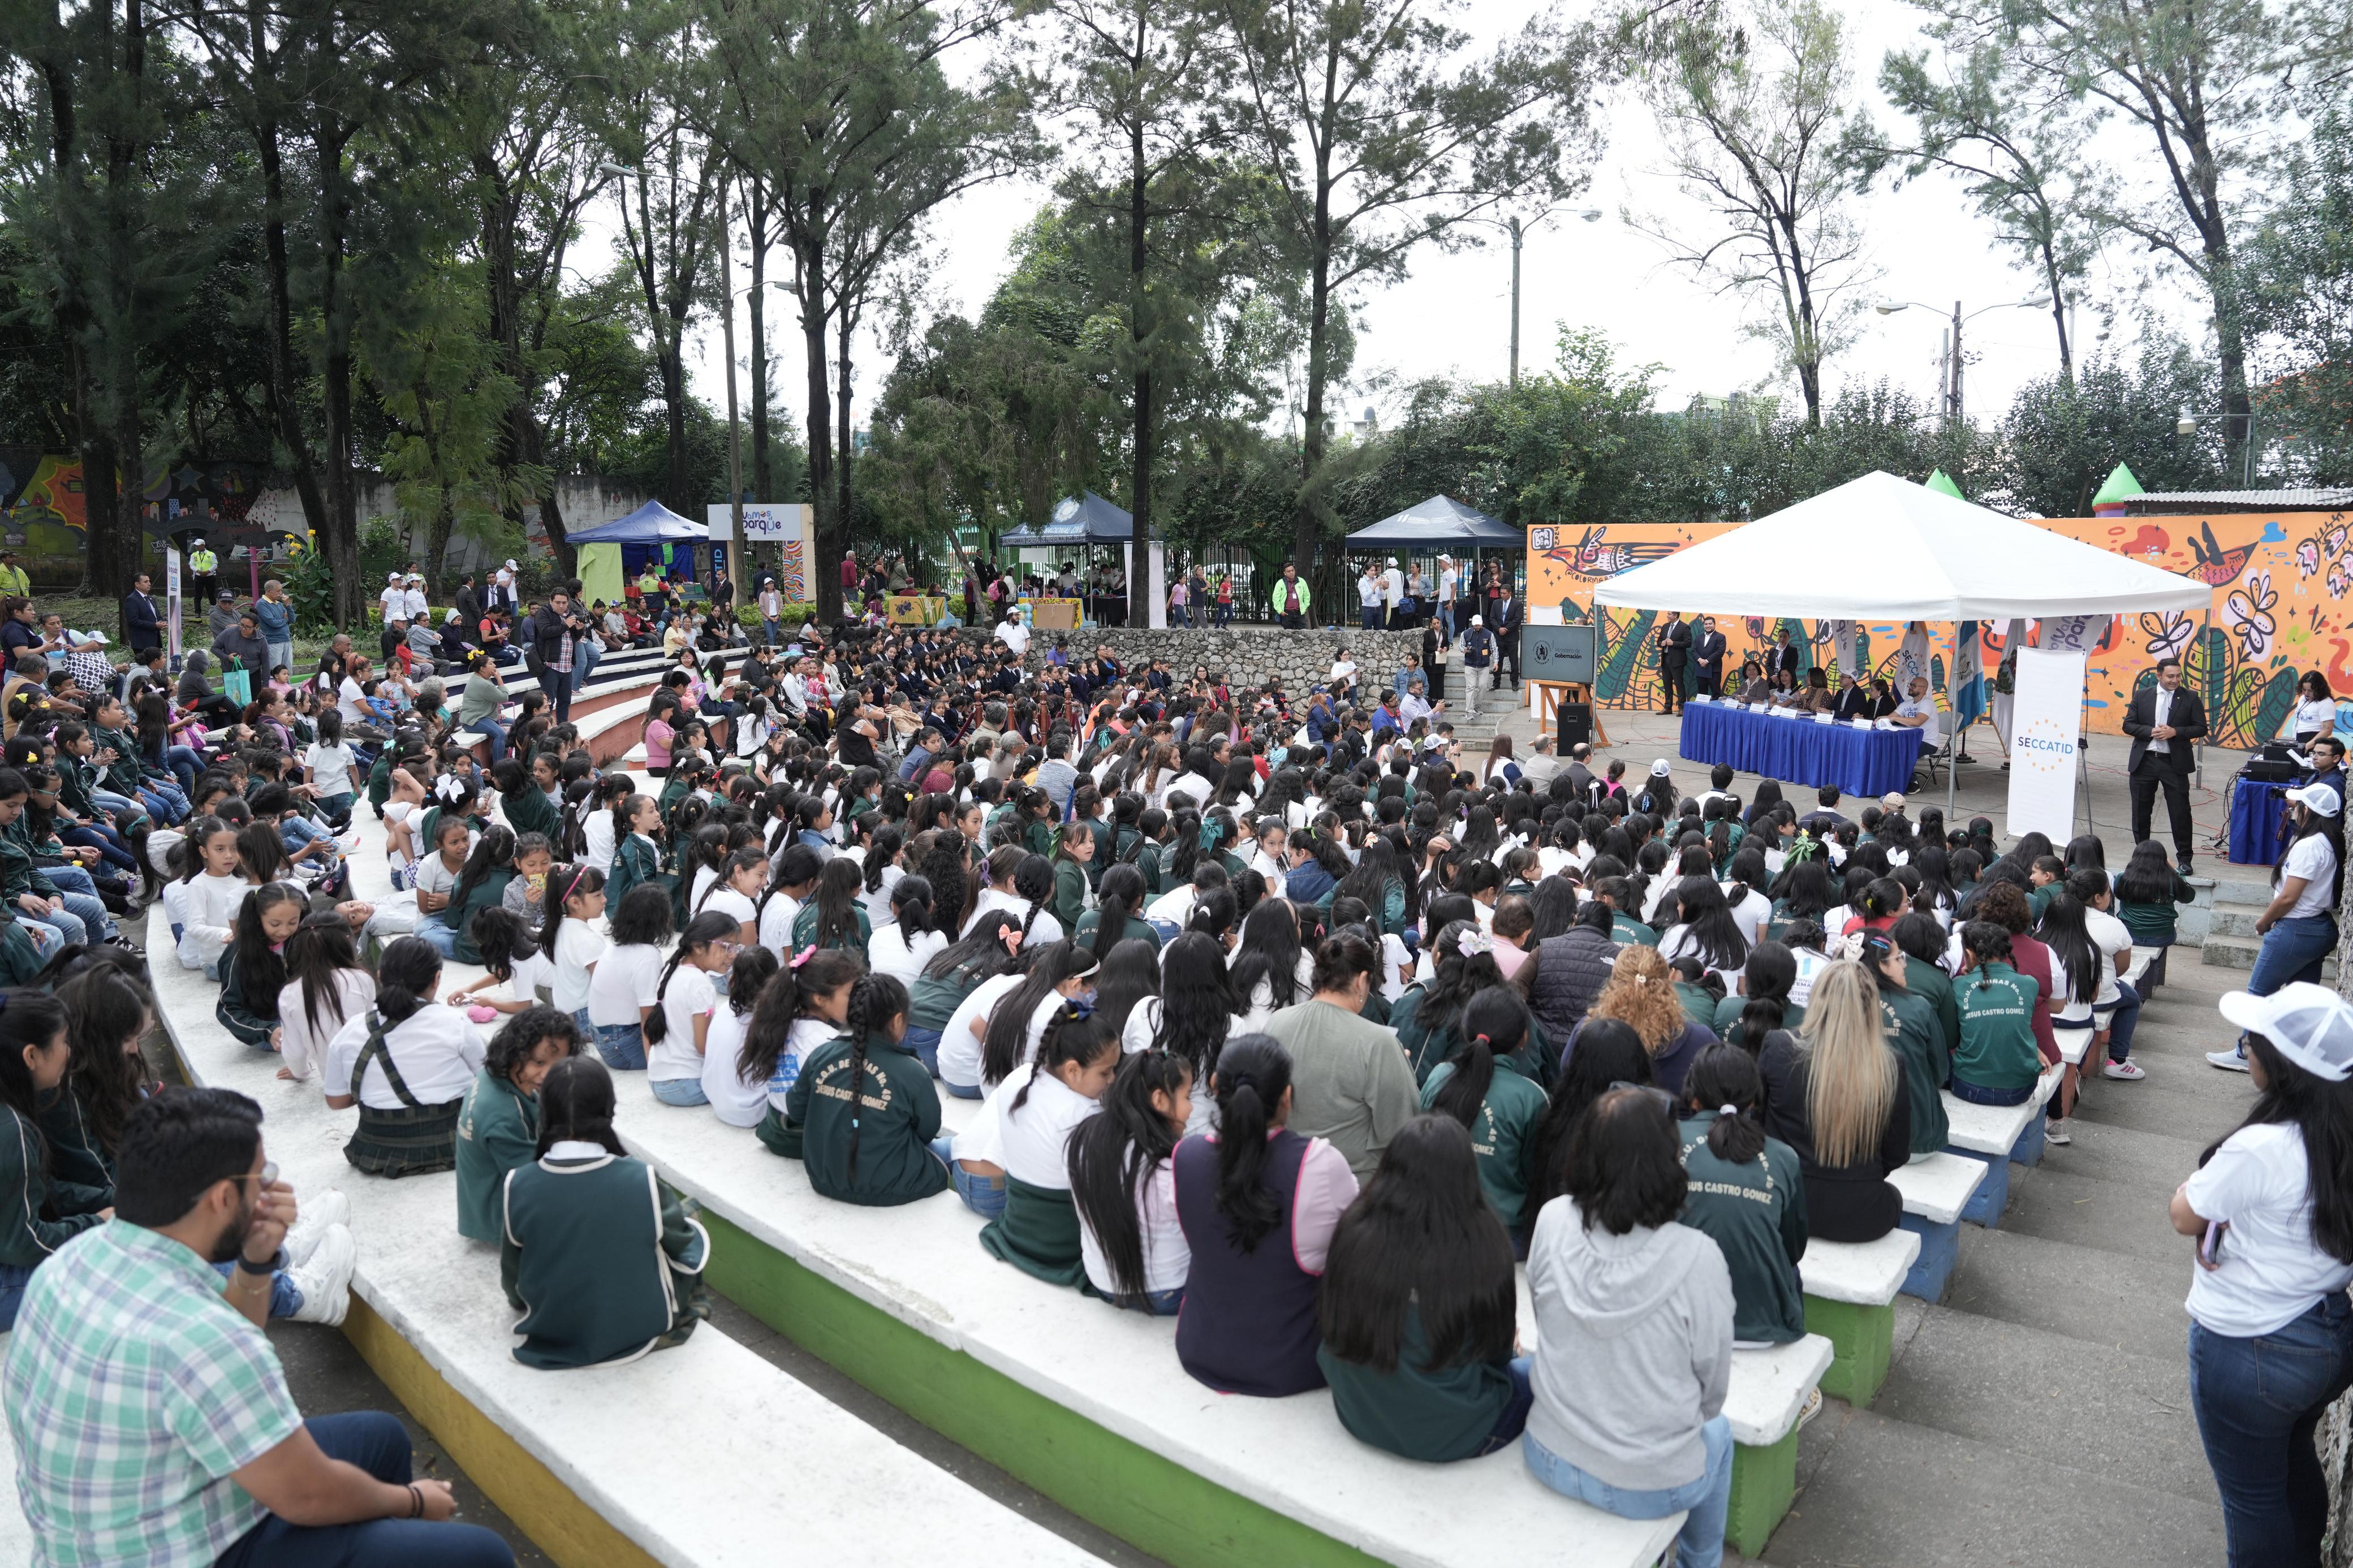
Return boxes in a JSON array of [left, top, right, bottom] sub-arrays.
[[1525, 511, 2353, 751]]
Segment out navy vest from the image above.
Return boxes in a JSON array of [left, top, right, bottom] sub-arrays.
[[1173, 1129, 1323, 1397]]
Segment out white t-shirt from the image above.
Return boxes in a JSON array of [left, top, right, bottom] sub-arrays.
[[587, 942, 665, 1029], [2295, 696, 2338, 736], [323, 1004, 484, 1110], [765, 1016, 839, 1111], [700, 1004, 763, 1127], [274, 970, 376, 1082], [994, 620, 1031, 658], [2286, 832, 2340, 919], [1658, 924, 1745, 994], [702, 885, 758, 932], [581, 811, 616, 874], [960, 888, 1063, 945], [1721, 884, 1774, 951], [936, 973, 1022, 1092], [868, 925, 949, 988], [688, 865, 719, 913], [1896, 696, 1942, 747], [337, 676, 372, 727], [551, 921, 606, 1013], [952, 1061, 1098, 1187], [758, 892, 801, 960], [649, 964, 716, 1083], [305, 742, 357, 800], [2184, 1122, 2353, 1337], [1437, 567, 1457, 604], [2084, 906, 2132, 1007], [1079, 1157, 1189, 1298]]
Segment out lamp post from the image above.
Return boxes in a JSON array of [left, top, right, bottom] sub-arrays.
[[1875, 296, 2047, 424], [1481, 209, 1602, 388], [2176, 407, 2262, 488]]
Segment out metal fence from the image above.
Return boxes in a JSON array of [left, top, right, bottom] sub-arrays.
[[1159, 545, 1528, 628]]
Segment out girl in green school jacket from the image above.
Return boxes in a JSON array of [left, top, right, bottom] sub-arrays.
[[791, 858, 872, 954], [1048, 823, 1094, 935], [445, 827, 519, 967], [501, 1056, 709, 1370], [490, 757, 563, 843], [1951, 921, 2046, 1107], [602, 793, 670, 915], [216, 883, 306, 1049], [783, 975, 949, 1207], [49, 960, 156, 1192], [1420, 988, 1550, 1242], [1676, 1044, 1809, 1345], [1863, 932, 1951, 1155], [457, 1007, 582, 1245], [0, 994, 110, 1331]]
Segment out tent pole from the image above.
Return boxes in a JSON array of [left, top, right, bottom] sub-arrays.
[[1945, 623, 1958, 821], [2196, 606, 2211, 790]]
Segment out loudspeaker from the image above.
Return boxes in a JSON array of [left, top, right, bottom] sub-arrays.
[[1556, 702, 1592, 747]]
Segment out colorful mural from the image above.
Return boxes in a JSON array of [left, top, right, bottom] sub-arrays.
[[779, 539, 807, 604], [1, 451, 270, 564], [1527, 511, 2353, 750]]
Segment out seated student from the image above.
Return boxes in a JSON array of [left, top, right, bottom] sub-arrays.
[[951, 1008, 1118, 1282], [323, 936, 485, 1178], [1677, 1044, 1809, 1349], [214, 882, 306, 1049], [1419, 989, 1548, 1241], [0, 992, 111, 1329], [49, 959, 158, 1193], [701, 947, 780, 1128], [1317, 1115, 1529, 1461], [443, 826, 519, 966], [792, 857, 872, 953], [2111, 837, 2196, 997], [906, 912, 1027, 1079], [1950, 919, 2046, 1106], [275, 912, 377, 1083], [584, 885, 675, 1071], [1859, 930, 1950, 1154], [1523, 1087, 1736, 1568], [1713, 938, 1803, 1044], [456, 1007, 583, 1244], [1757, 960, 1911, 1244], [1068, 1050, 1194, 1314], [1173, 1034, 1360, 1397], [942, 939, 1097, 1099], [407, 812, 475, 958], [496, 831, 557, 938], [501, 1056, 709, 1369], [1564, 945, 1716, 1099], [640, 911, 743, 1108], [743, 947, 863, 1155], [786, 974, 949, 1206]]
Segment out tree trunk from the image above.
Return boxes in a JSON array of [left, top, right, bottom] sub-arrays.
[[799, 240, 839, 621], [835, 303, 855, 543], [253, 111, 329, 559], [316, 126, 363, 627], [747, 177, 774, 503], [87, 0, 145, 603], [1127, 111, 1150, 628], [1292, 237, 1332, 599]]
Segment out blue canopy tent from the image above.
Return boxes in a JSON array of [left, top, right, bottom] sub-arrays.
[[1344, 494, 1519, 548], [563, 500, 712, 600], [999, 490, 1151, 549]]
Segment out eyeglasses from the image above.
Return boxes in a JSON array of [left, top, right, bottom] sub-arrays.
[[231, 1161, 281, 1187]]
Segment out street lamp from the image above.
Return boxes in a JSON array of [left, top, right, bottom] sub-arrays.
[[1477, 208, 1605, 388], [2178, 407, 2261, 486], [1875, 296, 2045, 423]]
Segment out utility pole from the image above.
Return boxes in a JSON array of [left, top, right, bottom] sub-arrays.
[[1948, 299, 1963, 424], [1508, 218, 1523, 388], [717, 183, 745, 613]]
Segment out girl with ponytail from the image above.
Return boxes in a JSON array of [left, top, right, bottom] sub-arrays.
[[1067, 1049, 1195, 1314], [1676, 1043, 1808, 1344], [1723, 939, 1802, 1049], [702, 947, 780, 1128], [643, 910, 746, 1107], [908, 913, 1028, 1087], [742, 947, 862, 1149], [324, 935, 481, 1177], [782, 974, 949, 1206], [1078, 862, 1156, 957], [867, 874, 948, 987], [1170, 1033, 1360, 1397], [966, 1007, 1118, 1281], [449, 907, 556, 1017], [1421, 988, 1549, 1241], [961, 940, 1100, 1095]]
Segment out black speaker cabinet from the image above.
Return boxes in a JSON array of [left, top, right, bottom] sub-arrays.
[[1556, 702, 1592, 746]]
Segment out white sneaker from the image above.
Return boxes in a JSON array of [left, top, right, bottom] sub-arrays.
[[285, 1189, 350, 1265], [2208, 1045, 2253, 1073], [286, 1225, 356, 1326], [2044, 1117, 2072, 1146], [2101, 1059, 2147, 1082]]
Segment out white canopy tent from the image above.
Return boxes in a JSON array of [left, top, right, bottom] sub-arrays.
[[1591, 470, 2214, 824]]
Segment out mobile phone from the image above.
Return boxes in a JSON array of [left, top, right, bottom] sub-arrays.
[[2200, 1220, 2229, 1267]]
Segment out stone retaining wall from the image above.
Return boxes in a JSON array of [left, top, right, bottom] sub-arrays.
[[943, 625, 1426, 693]]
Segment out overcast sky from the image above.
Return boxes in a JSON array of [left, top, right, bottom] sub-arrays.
[[583, 0, 2210, 485]]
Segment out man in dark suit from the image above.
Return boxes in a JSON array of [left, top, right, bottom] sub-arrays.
[[1657, 612, 1692, 714], [1764, 627, 1803, 681], [1490, 589, 1523, 689], [1562, 741, 1600, 805], [1831, 673, 1873, 723], [1693, 615, 1728, 697], [2122, 656, 2209, 870], [122, 573, 161, 654]]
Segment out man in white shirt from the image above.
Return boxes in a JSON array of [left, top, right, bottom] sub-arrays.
[[1358, 565, 1382, 630], [492, 559, 518, 614], [377, 573, 406, 623], [993, 610, 1031, 660], [1436, 555, 1458, 637], [1381, 557, 1404, 629], [401, 574, 430, 623], [1893, 675, 1943, 748], [1399, 677, 1435, 727]]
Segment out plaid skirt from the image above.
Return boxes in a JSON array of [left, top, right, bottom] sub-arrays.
[[344, 1099, 462, 1178]]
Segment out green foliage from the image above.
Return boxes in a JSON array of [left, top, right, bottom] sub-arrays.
[[1998, 346, 2231, 517], [2243, 109, 2353, 485]]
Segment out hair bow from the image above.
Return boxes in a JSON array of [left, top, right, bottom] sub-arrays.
[[434, 775, 467, 804], [1455, 927, 1493, 958], [1199, 816, 1229, 852], [999, 926, 1024, 955], [787, 944, 817, 969], [1063, 996, 1094, 1021]]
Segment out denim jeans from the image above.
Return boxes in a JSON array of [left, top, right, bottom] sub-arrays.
[[267, 641, 294, 682], [216, 1412, 516, 1568], [652, 1077, 709, 1107], [62, 825, 139, 874], [2103, 980, 2142, 1062], [904, 1025, 943, 1077], [0, 1259, 33, 1329], [2249, 915, 2339, 997], [942, 1078, 984, 1100], [1440, 601, 1456, 637], [1472, 1355, 1537, 1457], [1361, 604, 1382, 630], [930, 1135, 1006, 1217], [1524, 1413, 1733, 1568], [594, 1022, 647, 1070], [1950, 1077, 2034, 1106], [211, 1260, 303, 1319], [2190, 1292, 2353, 1567], [313, 792, 356, 832], [412, 914, 458, 958], [470, 714, 508, 762], [572, 641, 602, 693], [536, 666, 572, 724]]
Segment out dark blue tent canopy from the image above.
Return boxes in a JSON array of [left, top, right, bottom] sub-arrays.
[[1345, 495, 1519, 548], [1001, 491, 1154, 548], [563, 499, 706, 544]]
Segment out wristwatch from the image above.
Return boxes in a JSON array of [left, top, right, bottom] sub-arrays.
[[235, 1248, 286, 1277]]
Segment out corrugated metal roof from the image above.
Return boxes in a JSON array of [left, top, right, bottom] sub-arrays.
[[2125, 489, 2353, 513]]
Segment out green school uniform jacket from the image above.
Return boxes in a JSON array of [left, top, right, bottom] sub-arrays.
[[1074, 910, 1161, 951], [448, 867, 519, 965], [1712, 992, 1805, 1042], [1677, 1113, 1809, 1344], [456, 1069, 540, 1245], [214, 944, 281, 1048], [1024, 819, 1056, 860], [88, 724, 149, 796], [791, 901, 872, 953], [36, 1083, 112, 1196], [1674, 979, 1725, 1033], [1953, 961, 2043, 1093], [1419, 1054, 1548, 1232], [782, 1034, 948, 1207], [1611, 910, 1660, 948], [1135, 840, 1167, 897], [501, 1150, 709, 1370], [0, 829, 58, 904], [910, 964, 989, 1033], [1878, 988, 1950, 1155], [1318, 1302, 1518, 1464], [605, 833, 665, 915], [1904, 956, 1962, 1069], [367, 751, 396, 814], [0, 1106, 108, 1269], [1050, 857, 1088, 933], [502, 784, 562, 843]]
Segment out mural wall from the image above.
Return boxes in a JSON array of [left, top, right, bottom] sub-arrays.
[[1527, 511, 2353, 750]]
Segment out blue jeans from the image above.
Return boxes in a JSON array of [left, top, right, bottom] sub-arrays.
[[216, 1412, 515, 1568], [89, 788, 149, 832], [1473, 1355, 1537, 1457], [1361, 604, 1382, 630], [904, 1025, 943, 1077], [1950, 1077, 2034, 1106], [0, 1259, 33, 1329], [572, 641, 602, 693], [1170, 605, 1190, 628], [162, 745, 203, 795], [652, 1077, 708, 1106], [594, 1022, 647, 1070], [1440, 602, 1456, 637], [25, 891, 111, 945], [942, 1077, 984, 1100], [412, 914, 458, 958], [2249, 915, 2338, 997], [1524, 1414, 1733, 1568], [930, 1135, 1006, 1217], [470, 714, 508, 762], [63, 824, 139, 873], [211, 1260, 303, 1319], [2190, 1292, 2353, 1567], [313, 792, 356, 831], [2103, 980, 2142, 1062]]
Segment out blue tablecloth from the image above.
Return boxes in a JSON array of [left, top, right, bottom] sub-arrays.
[[2229, 775, 2291, 865], [1679, 702, 1926, 797]]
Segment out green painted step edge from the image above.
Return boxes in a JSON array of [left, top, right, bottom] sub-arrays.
[[1725, 1424, 1798, 1558], [1804, 1294, 1894, 1407], [700, 1210, 1389, 1568]]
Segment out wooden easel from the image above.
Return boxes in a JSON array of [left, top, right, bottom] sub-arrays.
[[1530, 680, 1610, 745]]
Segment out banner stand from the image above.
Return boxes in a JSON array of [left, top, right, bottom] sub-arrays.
[[2005, 646, 2088, 844]]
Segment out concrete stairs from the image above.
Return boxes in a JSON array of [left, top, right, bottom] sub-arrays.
[[2196, 868, 2340, 980], [1750, 958, 2252, 1566], [1435, 663, 1513, 751]]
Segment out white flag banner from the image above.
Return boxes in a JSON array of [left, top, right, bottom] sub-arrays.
[[2037, 614, 2111, 654], [1894, 622, 1933, 691], [1825, 620, 1857, 681], [2005, 646, 2086, 843]]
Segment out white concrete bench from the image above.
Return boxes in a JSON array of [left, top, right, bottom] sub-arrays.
[[1795, 1228, 1921, 1408], [136, 911, 1099, 1568], [1889, 1152, 1989, 1303], [1943, 1072, 2061, 1225]]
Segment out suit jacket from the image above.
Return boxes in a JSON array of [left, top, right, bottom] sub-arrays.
[[1764, 642, 1804, 679], [1695, 630, 1727, 677], [1833, 684, 1873, 723], [2122, 684, 2208, 775], [1492, 597, 1523, 636], [1658, 619, 1692, 667]]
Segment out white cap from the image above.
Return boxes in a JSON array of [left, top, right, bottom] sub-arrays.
[[505, 559, 519, 569], [387, 572, 402, 582], [1650, 758, 1672, 776], [191, 537, 204, 546], [406, 573, 423, 583], [1469, 615, 1484, 627], [1385, 556, 1399, 567], [1881, 791, 1906, 810], [2289, 781, 2343, 818], [2221, 983, 2353, 1081]]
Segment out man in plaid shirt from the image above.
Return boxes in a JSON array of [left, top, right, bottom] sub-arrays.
[[3, 1089, 511, 1567]]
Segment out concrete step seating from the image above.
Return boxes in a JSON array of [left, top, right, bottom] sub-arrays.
[[107, 908, 1101, 1568]]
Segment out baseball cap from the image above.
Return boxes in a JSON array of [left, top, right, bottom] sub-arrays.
[[505, 558, 519, 569], [1880, 791, 1906, 810], [2289, 781, 2343, 818], [191, 537, 204, 546], [1650, 758, 1672, 776], [1469, 615, 1484, 627], [387, 571, 402, 582], [1386, 556, 1398, 567], [2220, 983, 2353, 1081]]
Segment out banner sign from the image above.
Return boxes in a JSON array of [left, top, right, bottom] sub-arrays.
[[2005, 646, 2086, 843], [165, 547, 182, 665]]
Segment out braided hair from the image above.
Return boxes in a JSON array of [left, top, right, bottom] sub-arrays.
[[836, 973, 912, 1183]]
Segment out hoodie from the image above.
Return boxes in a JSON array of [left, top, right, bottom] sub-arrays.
[[1523, 1195, 1734, 1492]]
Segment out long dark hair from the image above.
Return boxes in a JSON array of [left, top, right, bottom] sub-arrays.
[[738, 948, 864, 1087], [57, 962, 152, 1157], [2277, 795, 2349, 906], [979, 940, 1095, 1087], [1525, 1018, 1653, 1217], [225, 882, 304, 1008], [1206, 1033, 1292, 1252], [1091, 938, 1160, 1035], [1066, 1050, 1192, 1303], [1430, 988, 1527, 1129], [1416, 921, 1507, 1047], [919, 910, 1025, 987], [534, 1055, 626, 1158], [1150, 932, 1238, 1084], [374, 936, 443, 1027], [805, 858, 864, 949], [2035, 889, 2101, 1008], [835, 974, 912, 1184], [449, 824, 518, 912], [1228, 899, 1305, 1011], [1668, 876, 1748, 973], [1089, 863, 1146, 962], [1735, 940, 1796, 1053], [285, 912, 365, 1043], [643, 912, 742, 1046], [2114, 837, 2187, 905], [2204, 1033, 2353, 1263], [538, 863, 606, 961], [0, 993, 70, 1172], [1317, 1114, 1514, 1372], [1684, 1042, 1768, 1164]]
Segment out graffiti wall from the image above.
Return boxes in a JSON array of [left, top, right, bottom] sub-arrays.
[[1527, 511, 2353, 751], [0, 451, 273, 564]]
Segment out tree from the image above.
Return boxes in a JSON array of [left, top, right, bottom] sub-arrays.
[[2242, 108, 2353, 485], [1637, 0, 1871, 425], [1995, 344, 2230, 517], [1847, 37, 2095, 379], [1210, 0, 1605, 583]]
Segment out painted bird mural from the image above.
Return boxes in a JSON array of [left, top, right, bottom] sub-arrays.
[[1539, 525, 1682, 580], [2188, 520, 2256, 587]]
